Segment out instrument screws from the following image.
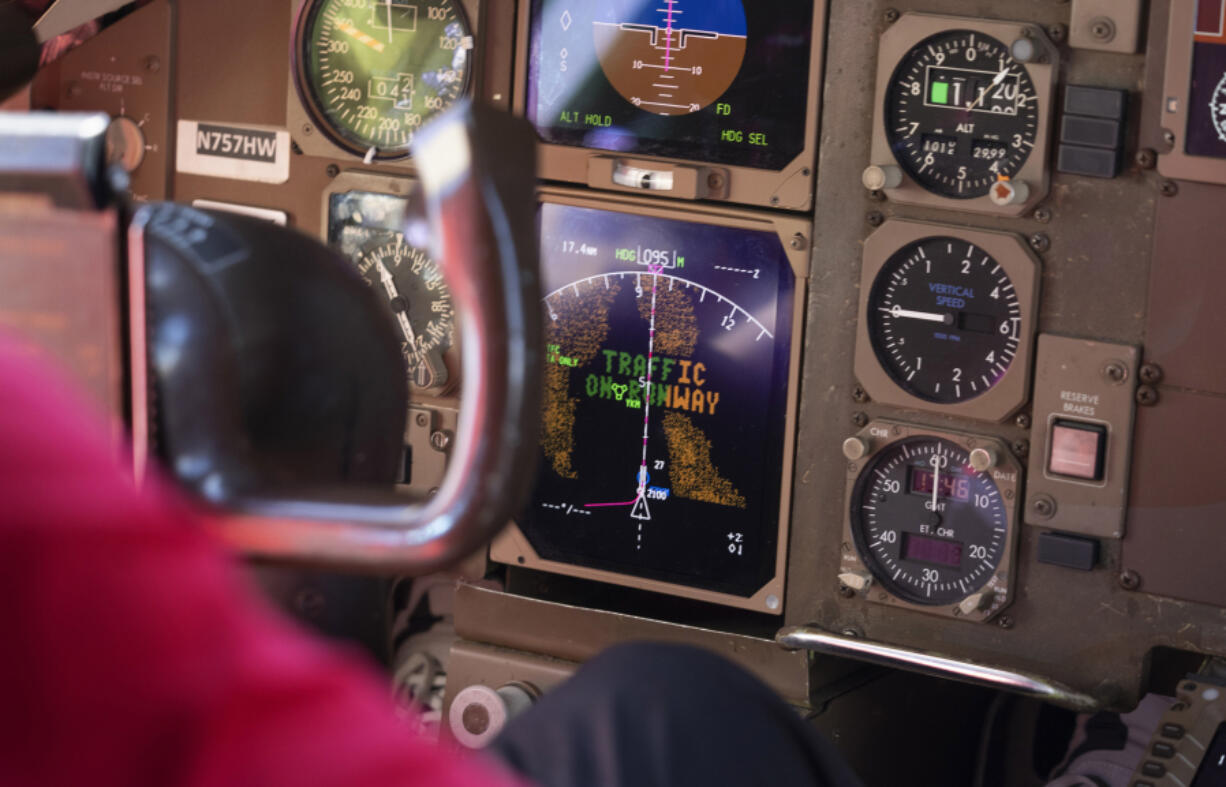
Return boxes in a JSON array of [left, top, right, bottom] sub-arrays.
[[1137, 385, 1160, 406], [1015, 413, 1032, 430], [883, 8, 900, 24], [1012, 440, 1029, 458], [838, 584, 856, 599], [1140, 363, 1164, 384], [1089, 17, 1115, 42], [415, 413, 429, 428], [1119, 570, 1142, 591], [1160, 180, 1179, 197], [706, 172, 725, 191], [326, 164, 340, 178], [852, 385, 870, 404], [1031, 495, 1056, 519], [1163, 129, 1177, 148], [1048, 24, 1067, 43], [1103, 361, 1129, 384], [144, 55, 161, 72], [430, 431, 451, 451], [1136, 149, 1157, 169], [1033, 206, 1052, 223], [1029, 233, 1050, 253], [852, 412, 869, 427], [790, 233, 807, 251], [997, 615, 1014, 630], [867, 189, 885, 202], [303, 123, 314, 135], [866, 211, 885, 228]]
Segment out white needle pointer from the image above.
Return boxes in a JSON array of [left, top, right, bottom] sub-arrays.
[[966, 67, 1009, 112], [376, 257, 419, 350], [930, 453, 941, 511], [882, 306, 953, 324]]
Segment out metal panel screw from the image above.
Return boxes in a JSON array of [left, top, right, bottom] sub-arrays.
[[838, 584, 856, 599], [303, 123, 314, 135], [852, 412, 869, 427], [326, 164, 340, 178], [1137, 386, 1160, 406], [790, 233, 807, 250], [997, 615, 1015, 630], [1160, 180, 1179, 197], [867, 211, 885, 228], [1031, 495, 1056, 519], [867, 189, 886, 202], [707, 172, 725, 191], [1119, 570, 1141, 591], [415, 413, 429, 427], [144, 55, 161, 72], [430, 431, 451, 451], [1012, 440, 1029, 458], [1015, 413, 1032, 429], [1048, 24, 1067, 43], [1029, 233, 1050, 253], [1135, 149, 1157, 169], [883, 8, 899, 24], [1139, 363, 1163, 385], [1033, 207, 1052, 223], [852, 385, 870, 403], [1103, 361, 1129, 384], [1162, 129, 1177, 147], [1089, 17, 1115, 42]]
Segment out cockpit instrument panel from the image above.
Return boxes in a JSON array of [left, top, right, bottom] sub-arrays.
[[491, 191, 808, 613], [866, 14, 1058, 216], [515, 1, 826, 211]]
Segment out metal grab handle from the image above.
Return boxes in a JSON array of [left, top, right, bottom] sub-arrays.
[[172, 103, 541, 573], [777, 625, 1099, 711]]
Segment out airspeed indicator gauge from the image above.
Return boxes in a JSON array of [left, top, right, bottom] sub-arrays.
[[854, 220, 1039, 422], [293, 0, 474, 159]]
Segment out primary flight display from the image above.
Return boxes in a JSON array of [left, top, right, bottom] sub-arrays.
[[525, 0, 814, 170]]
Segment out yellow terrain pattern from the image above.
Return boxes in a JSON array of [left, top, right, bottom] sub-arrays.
[[636, 277, 698, 356], [541, 280, 622, 478], [662, 411, 746, 509]]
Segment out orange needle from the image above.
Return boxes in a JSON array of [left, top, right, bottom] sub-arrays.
[[336, 20, 384, 53]]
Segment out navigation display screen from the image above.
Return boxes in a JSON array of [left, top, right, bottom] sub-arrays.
[[1186, 0, 1226, 157], [518, 203, 796, 597], [525, 0, 814, 170]]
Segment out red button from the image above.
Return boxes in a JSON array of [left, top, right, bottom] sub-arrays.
[[1049, 421, 1106, 481]]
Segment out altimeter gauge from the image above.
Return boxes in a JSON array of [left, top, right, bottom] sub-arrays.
[[865, 14, 1057, 216]]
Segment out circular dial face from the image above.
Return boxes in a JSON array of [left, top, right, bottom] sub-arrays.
[[850, 437, 1009, 606], [885, 30, 1040, 198], [356, 235, 454, 390], [297, 0, 473, 156], [867, 237, 1021, 404]]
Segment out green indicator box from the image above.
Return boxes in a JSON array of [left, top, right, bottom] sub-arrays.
[[930, 81, 950, 105]]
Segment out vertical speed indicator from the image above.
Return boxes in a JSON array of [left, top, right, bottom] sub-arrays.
[[867, 237, 1021, 405], [884, 30, 1040, 198]]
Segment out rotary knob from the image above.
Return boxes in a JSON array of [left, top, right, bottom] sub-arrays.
[[105, 116, 146, 173]]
